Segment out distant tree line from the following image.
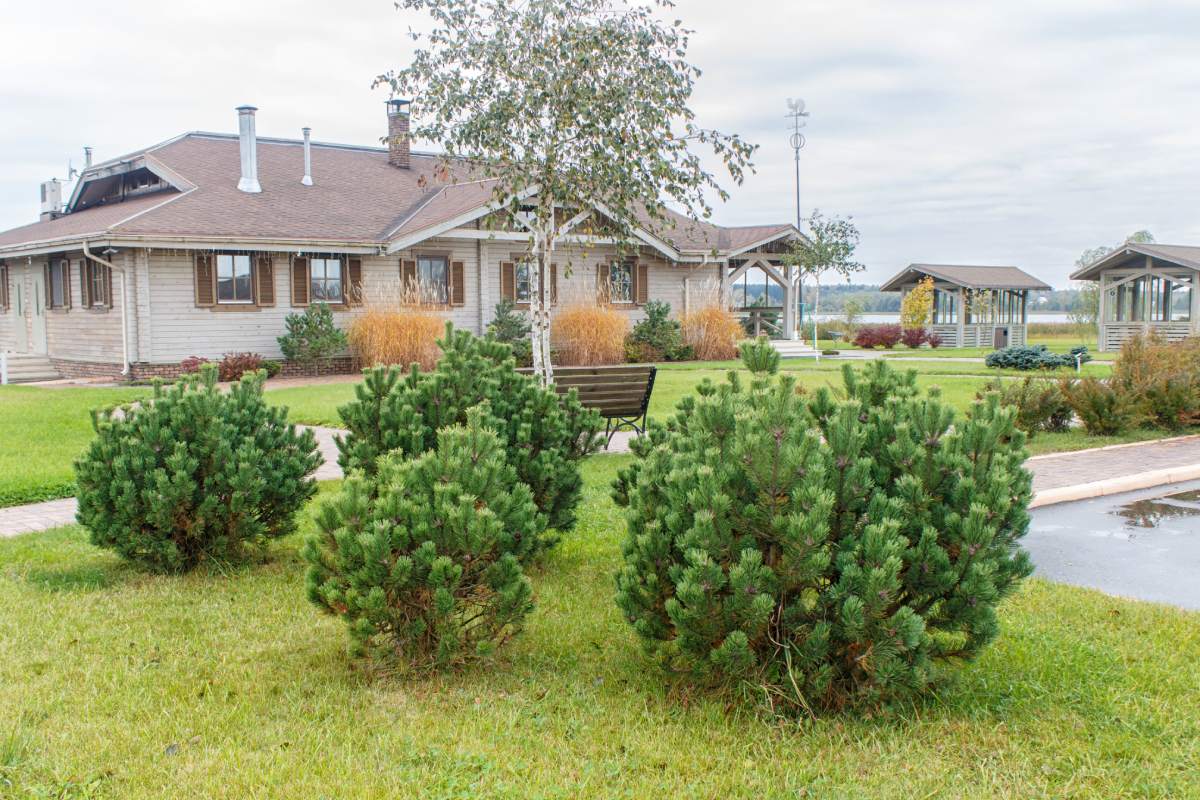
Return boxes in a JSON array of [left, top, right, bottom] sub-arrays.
[[801, 284, 1093, 314]]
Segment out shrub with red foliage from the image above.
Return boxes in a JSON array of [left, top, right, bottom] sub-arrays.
[[927, 332, 943, 349], [180, 356, 210, 374], [218, 352, 265, 382], [853, 324, 902, 349], [900, 328, 928, 349]]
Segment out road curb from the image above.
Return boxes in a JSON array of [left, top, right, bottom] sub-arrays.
[[1030, 463, 1200, 508]]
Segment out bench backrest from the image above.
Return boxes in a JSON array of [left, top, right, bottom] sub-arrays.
[[519, 364, 657, 419]]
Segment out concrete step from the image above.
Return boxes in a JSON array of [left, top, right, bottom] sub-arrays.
[[1, 354, 61, 384], [769, 339, 818, 358]]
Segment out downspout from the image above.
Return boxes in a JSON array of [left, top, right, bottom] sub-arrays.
[[82, 241, 129, 377]]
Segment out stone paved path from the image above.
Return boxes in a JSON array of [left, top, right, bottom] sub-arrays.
[[3, 431, 1199, 539]]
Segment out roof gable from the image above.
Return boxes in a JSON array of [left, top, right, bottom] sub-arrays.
[[881, 263, 1051, 292], [1070, 242, 1200, 280]]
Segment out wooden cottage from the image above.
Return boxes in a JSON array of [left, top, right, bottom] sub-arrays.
[[1069, 242, 1198, 351], [880, 263, 1050, 349]]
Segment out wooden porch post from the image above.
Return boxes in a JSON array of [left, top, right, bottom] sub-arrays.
[[957, 287, 966, 347], [1097, 273, 1108, 351], [782, 264, 797, 340]]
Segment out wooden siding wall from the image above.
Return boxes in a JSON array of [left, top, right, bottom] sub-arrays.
[[0, 263, 20, 351], [0, 256, 124, 363]]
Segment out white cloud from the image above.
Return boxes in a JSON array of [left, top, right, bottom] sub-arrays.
[[2, 0, 1198, 285]]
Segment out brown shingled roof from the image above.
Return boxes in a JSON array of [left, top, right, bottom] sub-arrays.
[[880, 264, 1050, 292], [0, 132, 798, 257]]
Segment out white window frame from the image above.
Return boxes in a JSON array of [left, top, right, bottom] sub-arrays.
[[417, 254, 450, 305], [310, 257, 344, 303], [216, 253, 254, 305], [609, 261, 633, 304]]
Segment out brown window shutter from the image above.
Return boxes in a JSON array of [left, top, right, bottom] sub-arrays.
[[292, 257, 310, 306], [597, 263, 610, 303], [636, 261, 649, 305], [550, 263, 558, 304], [450, 260, 465, 306], [500, 261, 515, 302], [347, 257, 363, 306], [195, 254, 215, 307], [256, 255, 275, 306], [44, 263, 51, 307], [80, 261, 92, 308], [64, 261, 72, 309], [0, 265, 7, 309], [400, 259, 417, 294], [105, 264, 113, 309]]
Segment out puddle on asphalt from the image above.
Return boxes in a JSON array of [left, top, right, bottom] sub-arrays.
[[1111, 488, 1200, 529]]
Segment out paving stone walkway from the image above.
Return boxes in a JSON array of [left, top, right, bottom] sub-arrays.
[[3, 431, 1199, 539]]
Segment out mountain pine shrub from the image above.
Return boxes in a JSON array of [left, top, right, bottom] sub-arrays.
[[612, 347, 1034, 712], [304, 409, 537, 668], [75, 365, 321, 572], [336, 323, 602, 540]]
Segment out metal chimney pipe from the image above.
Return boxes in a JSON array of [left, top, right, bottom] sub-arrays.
[[236, 105, 262, 193], [84, 147, 93, 168], [301, 127, 313, 186]]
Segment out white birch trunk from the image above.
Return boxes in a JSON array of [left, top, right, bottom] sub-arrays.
[[529, 226, 555, 385]]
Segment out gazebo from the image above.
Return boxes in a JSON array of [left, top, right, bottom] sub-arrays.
[[1070, 242, 1199, 351], [880, 263, 1051, 349]]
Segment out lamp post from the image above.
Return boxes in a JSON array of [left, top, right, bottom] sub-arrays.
[[786, 98, 814, 350]]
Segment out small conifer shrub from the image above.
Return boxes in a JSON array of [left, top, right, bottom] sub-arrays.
[[613, 349, 1034, 711], [336, 323, 602, 539], [486, 299, 533, 366], [75, 365, 321, 572], [305, 410, 537, 668]]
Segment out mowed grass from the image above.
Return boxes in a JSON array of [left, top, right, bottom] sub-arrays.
[[1, 461, 1199, 798], [0, 385, 151, 508]]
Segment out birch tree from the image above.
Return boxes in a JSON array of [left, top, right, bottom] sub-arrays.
[[376, 0, 755, 382], [782, 209, 864, 330]]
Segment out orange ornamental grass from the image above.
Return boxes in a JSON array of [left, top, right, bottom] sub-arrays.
[[551, 296, 629, 366], [681, 304, 743, 361], [346, 279, 446, 371]]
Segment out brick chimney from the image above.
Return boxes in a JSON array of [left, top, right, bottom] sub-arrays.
[[387, 99, 411, 168]]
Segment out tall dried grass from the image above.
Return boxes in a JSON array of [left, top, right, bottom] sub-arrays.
[[551, 292, 629, 366], [347, 278, 445, 371], [681, 282, 742, 361]]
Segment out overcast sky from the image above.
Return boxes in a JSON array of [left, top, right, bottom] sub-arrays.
[[2, 0, 1198, 287]]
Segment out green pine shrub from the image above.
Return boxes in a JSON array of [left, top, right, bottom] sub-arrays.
[[304, 409, 537, 668], [612, 353, 1034, 712], [977, 377, 1072, 438], [486, 299, 533, 367], [1110, 333, 1200, 430], [625, 300, 693, 362], [1060, 377, 1142, 435], [75, 365, 321, 572], [336, 323, 602, 541], [278, 302, 348, 371]]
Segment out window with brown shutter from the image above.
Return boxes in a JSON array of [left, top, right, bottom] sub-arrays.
[[256, 255, 275, 306], [597, 263, 610, 304], [347, 258, 363, 306], [636, 261, 649, 305], [450, 260, 465, 306], [500, 261, 515, 303], [79, 260, 111, 309], [47, 260, 71, 309], [292, 257, 310, 306], [401, 259, 417, 295], [195, 254, 216, 307]]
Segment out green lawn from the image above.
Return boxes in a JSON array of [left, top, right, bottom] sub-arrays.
[[0, 385, 151, 508], [1, 461, 1198, 798]]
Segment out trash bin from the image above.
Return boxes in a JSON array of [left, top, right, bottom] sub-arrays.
[[993, 326, 1009, 349]]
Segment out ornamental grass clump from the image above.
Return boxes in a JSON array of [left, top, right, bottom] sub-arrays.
[[347, 279, 445, 370], [337, 323, 602, 538], [75, 365, 321, 572], [613, 340, 1034, 712], [305, 409, 537, 668], [681, 305, 742, 361], [551, 296, 629, 366]]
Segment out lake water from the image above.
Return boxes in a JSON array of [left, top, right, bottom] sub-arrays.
[[810, 312, 1075, 324]]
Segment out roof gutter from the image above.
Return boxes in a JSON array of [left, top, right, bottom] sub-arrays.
[[82, 241, 130, 377]]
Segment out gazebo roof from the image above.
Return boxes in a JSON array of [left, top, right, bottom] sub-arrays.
[[880, 263, 1051, 292], [1070, 243, 1200, 281]]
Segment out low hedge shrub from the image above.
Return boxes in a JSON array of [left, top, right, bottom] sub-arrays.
[[978, 377, 1072, 438], [985, 345, 1090, 371], [853, 324, 902, 349]]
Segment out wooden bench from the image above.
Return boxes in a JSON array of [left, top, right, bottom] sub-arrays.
[[520, 364, 657, 447]]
